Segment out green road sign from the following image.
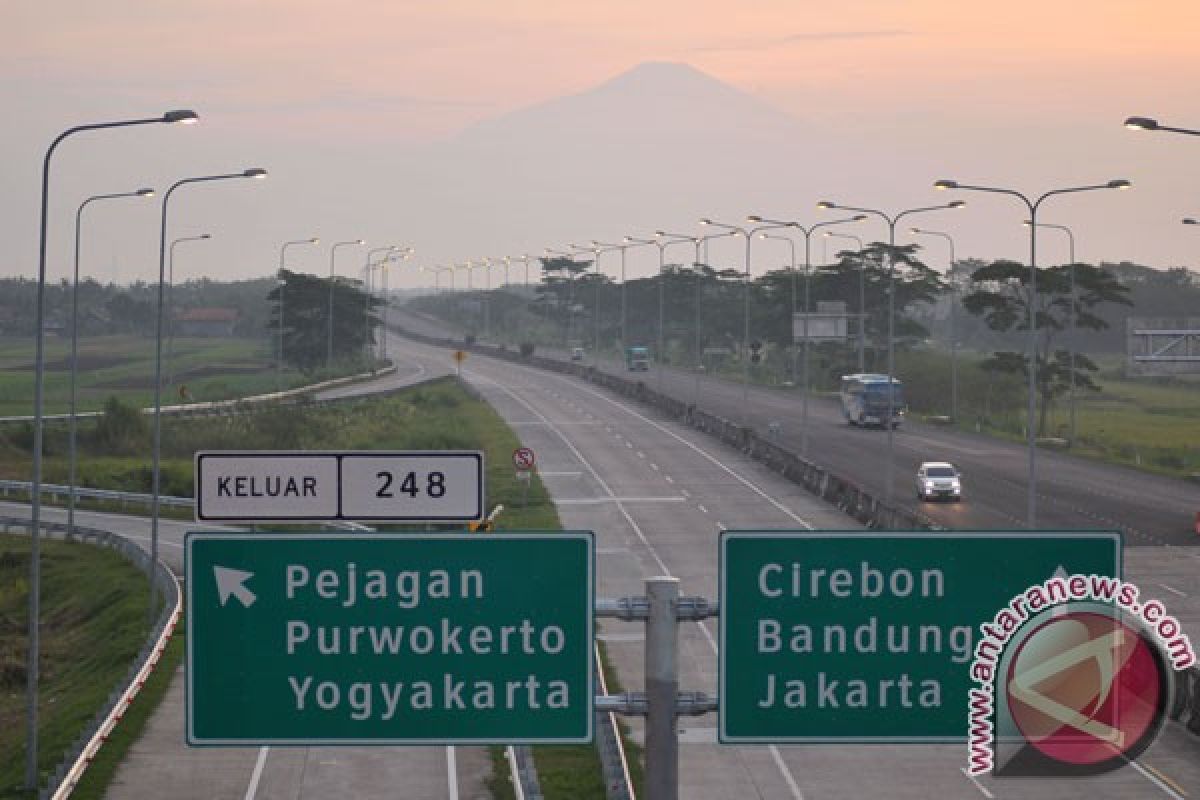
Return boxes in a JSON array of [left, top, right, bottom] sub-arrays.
[[719, 530, 1121, 743], [187, 532, 594, 745]]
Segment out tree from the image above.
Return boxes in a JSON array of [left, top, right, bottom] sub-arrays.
[[267, 269, 380, 372], [963, 260, 1132, 435]]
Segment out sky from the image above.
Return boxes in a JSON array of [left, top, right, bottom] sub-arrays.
[[3, 0, 1199, 289]]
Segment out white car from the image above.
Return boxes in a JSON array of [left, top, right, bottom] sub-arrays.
[[916, 461, 962, 502]]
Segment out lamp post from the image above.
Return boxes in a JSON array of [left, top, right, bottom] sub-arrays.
[[68, 188, 156, 539], [699, 218, 801, 427], [933, 178, 1130, 528], [909, 227, 960, 424], [165, 233, 214, 387], [1021, 220, 1077, 444], [380, 248, 412, 357], [592, 240, 631, 354], [362, 247, 397, 359], [327, 239, 365, 369], [26, 109, 196, 789], [572, 243, 618, 358], [656, 230, 736, 406], [824, 230, 867, 371], [547, 248, 581, 352], [817, 199, 965, 504], [276, 237, 319, 390], [624, 234, 689, 392], [748, 215, 865, 456], [1124, 116, 1200, 136], [151, 168, 265, 619]]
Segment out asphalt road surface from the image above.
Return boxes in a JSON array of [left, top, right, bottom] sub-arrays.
[[380, 331, 1200, 800]]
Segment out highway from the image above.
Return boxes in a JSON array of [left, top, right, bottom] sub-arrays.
[[381, 329, 1200, 799], [13, 315, 1196, 798]]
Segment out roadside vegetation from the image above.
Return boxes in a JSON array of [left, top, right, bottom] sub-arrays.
[[0, 534, 150, 799], [1, 377, 618, 798]]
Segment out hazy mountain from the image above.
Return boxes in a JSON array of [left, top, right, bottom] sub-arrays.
[[380, 62, 853, 271]]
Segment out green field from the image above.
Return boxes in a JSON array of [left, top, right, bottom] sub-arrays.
[[0, 535, 150, 799], [0, 335, 334, 417]]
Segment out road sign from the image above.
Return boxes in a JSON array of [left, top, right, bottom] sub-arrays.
[[195, 451, 484, 523], [719, 530, 1121, 743], [454, 349, 467, 364], [187, 531, 594, 745], [512, 447, 536, 471]]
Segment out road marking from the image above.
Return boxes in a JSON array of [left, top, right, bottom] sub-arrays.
[[1158, 583, 1187, 598], [596, 546, 633, 555], [636, 450, 646, 459], [243, 746, 269, 800], [697, 504, 709, 514], [598, 632, 646, 643], [539, 471, 583, 477], [1132, 761, 1186, 800], [556, 496, 688, 505], [650, 463, 660, 471], [664, 475, 674, 483], [959, 767, 993, 799], [681, 489, 691, 498], [540, 372, 813, 529]]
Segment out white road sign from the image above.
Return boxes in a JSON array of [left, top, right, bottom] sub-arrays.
[[195, 451, 484, 523]]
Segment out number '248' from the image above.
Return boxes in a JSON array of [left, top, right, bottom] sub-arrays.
[[376, 471, 446, 499]]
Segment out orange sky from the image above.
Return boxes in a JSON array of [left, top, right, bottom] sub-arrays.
[[3, 0, 1199, 283]]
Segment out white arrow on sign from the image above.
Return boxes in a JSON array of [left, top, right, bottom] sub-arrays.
[[214, 565, 257, 608]]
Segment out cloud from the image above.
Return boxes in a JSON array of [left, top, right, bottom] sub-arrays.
[[690, 29, 913, 53]]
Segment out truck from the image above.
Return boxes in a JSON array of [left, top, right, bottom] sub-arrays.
[[624, 346, 650, 371]]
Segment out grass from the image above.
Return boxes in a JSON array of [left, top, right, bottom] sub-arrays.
[[0, 377, 614, 798], [70, 619, 184, 800], [0, 534, 150, 799], [0, 334, 358, 417]]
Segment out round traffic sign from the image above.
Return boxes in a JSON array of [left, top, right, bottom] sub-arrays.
[[513, 447, 536, 470]]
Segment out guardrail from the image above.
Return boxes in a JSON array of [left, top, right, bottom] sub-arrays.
[[0, 516, 181, 800], [0, 361, 400, 425], [0, 480, 194, 510]]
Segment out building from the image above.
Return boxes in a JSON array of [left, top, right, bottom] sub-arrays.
[[174, 308, 238, 337]]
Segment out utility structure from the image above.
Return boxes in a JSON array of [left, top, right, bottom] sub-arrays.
[[26, 108, 196, 790], [909, 227, 960, 424], [747, 214, 865, 456], [67, 188, 156, 542], [623, 233, 692, 392], [823, 230, 867, 372], [326, 239, 365, 368], [933, 178, 1130, 528], [817, 198, 965, 504], [277, 237, 319, 390]]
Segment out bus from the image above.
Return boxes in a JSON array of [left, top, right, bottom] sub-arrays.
[[625, 345, 650, 371], [840, 373, 905, 428]]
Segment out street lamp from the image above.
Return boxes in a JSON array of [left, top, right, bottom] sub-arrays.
[[150, 168, 266, 612], [817, 198, 965, 504], [166, 233, 214, 387], [276, 237, 319, 390], [546, 247, 583, 351], [909, 227, 960, 424], [571, 243, 617, 358], [656, 230, 737, 406], [933, 177, 1130, 528], [593, 239, 632, 354], [67, 188, 156, 539], [1124, 116, 1200, 136], [1021, 219, 1079, 445], [362, 246, 397, 359], [625, 234, 688, 391], [26, 109, 195, 788], [748, 214, 865, 456], [380, 248, 413, 357], [823, 230, 867, 371], [327, 239, 365, 368]]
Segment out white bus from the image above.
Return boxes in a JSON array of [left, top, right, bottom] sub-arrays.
[[840, 373, 905, 428]]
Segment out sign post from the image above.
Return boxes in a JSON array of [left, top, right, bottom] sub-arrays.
[[513, 447, 536, 507], [187, 531, 594, 745], [195, 450, 484, 523], [719, 530, 1120, 743]]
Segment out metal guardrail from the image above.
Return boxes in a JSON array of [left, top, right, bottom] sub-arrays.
[[0, 480, 194, 509], [594, 642, 637, 800], [0, 362, 400, 425], [0, 516, 182, 800]]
